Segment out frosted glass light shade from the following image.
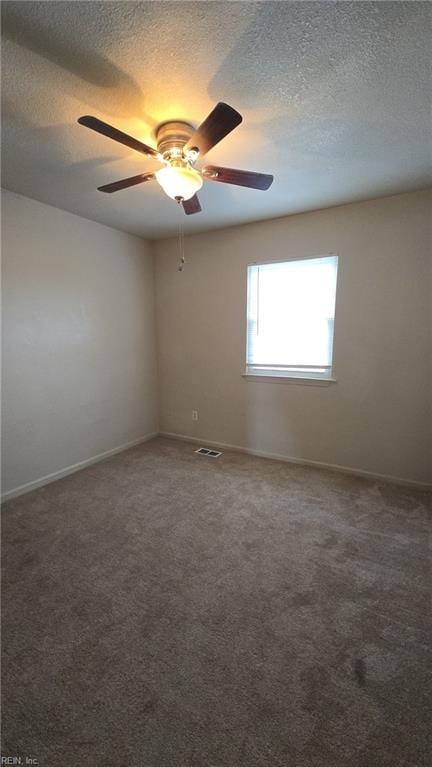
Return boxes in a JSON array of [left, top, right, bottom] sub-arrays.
[[155, 166, 203, 201]]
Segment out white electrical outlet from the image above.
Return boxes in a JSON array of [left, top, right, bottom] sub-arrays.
[[192, 410, 198, 421]]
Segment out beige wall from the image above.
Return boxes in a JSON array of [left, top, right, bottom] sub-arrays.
[[155, 190, 432, 485], [2, 188, 431, 495], [2, 190, 158, 497]]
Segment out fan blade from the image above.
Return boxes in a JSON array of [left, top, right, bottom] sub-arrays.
[[182, 195, 202, 215], [184, 103, 242, 157], [98, 173, 155, 193], [203, 165, 273, 190], [78, 116, 161, 159]]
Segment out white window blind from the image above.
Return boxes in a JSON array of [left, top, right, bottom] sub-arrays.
[[246, 255, 338, 379]]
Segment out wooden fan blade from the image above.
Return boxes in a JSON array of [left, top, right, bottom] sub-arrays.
[[184, 103, 242, 157], [203, 165, 273, 190], [182, 195, 202, 215], [98, 173, 155, 193], [78, 116, 161, 159]]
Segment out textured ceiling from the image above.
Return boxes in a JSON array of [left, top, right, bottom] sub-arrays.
[[1, 1, 431, 239]]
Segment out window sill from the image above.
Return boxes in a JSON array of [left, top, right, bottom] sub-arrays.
[[242, 373, 337, 386]]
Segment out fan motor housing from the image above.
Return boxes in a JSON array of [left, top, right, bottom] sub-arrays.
[[156, 121, 195, 158]]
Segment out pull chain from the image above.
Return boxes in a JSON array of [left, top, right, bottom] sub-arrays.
[[176, 198, 185, 272]]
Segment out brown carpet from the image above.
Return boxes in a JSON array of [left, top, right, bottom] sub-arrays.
[[2, 436, 431, 766]]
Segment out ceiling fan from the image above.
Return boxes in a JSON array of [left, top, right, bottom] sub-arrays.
[[77, 103, 273, 215]]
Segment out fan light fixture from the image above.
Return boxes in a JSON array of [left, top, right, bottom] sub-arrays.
[[77, 104, 274, 214], [155, 166, 203, 201]]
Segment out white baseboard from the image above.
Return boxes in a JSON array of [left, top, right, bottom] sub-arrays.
[[1, 432, 159, 502], [3, 429, 430, 501], [160, 431, 431, 491]]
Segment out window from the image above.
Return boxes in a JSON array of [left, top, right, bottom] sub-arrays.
[[246, 255, 338, 380]]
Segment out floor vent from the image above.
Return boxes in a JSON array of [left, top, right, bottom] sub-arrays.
[[195, 447, 222, 458]]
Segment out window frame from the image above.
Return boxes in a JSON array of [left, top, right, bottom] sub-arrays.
[[244, 253, 339, 384]]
